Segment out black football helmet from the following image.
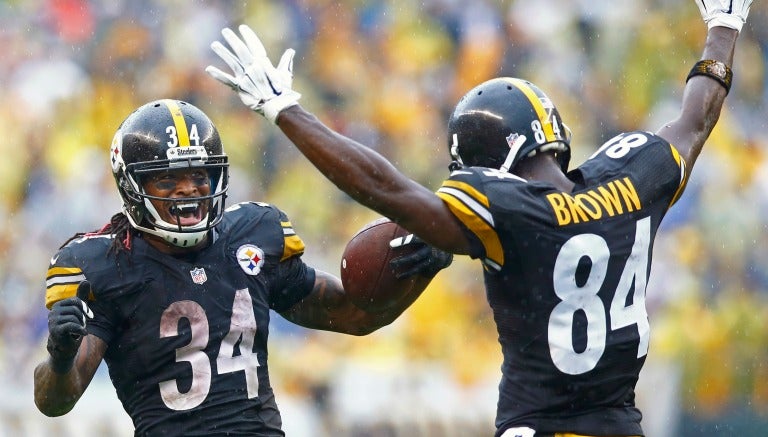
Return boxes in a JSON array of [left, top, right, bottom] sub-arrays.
[[110, 99, 229, 247], [448, 77, 571, 173]]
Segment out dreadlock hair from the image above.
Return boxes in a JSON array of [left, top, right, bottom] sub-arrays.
[[58, 212, 135, 257]]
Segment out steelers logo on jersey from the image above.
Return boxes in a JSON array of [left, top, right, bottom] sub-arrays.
[[236, 244, 265, 276]]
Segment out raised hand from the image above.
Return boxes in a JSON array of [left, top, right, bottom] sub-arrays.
[[46, 280, 93, 373], [695, 0, 754, 32], [206, 24, 301, 124]]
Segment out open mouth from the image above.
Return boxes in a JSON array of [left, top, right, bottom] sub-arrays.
[[169, 201, 204, 226]]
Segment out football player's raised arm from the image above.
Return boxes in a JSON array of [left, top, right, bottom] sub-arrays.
[[279, 270, 425, 336], [33, 335, 107, 416], [277, 106, 471, 255], [656, 1, 752, 174], [205, 24, 469, 255]]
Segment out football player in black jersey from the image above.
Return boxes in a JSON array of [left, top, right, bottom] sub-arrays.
[[33, 99, 452, 436], [206, 0, 753, 435]]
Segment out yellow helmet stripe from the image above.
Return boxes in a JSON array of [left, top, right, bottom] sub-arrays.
[[505, 78, 557, 142], [162, 99, 191, 147]]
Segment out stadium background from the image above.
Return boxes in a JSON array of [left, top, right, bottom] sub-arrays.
[[1, 0, 767, 435]]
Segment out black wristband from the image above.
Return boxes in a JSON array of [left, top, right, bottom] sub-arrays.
[[686, 60, 732, 94]]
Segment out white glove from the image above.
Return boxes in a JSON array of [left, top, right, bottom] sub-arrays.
[[206, 24, 301, 124], [695, 0, 753, 32]]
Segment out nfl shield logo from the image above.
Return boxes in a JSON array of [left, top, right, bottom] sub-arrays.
[[190, 267, 207, 285], [506, 133, 521, 148]]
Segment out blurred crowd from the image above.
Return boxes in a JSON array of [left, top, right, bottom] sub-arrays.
[[1, 0, 768, 436]]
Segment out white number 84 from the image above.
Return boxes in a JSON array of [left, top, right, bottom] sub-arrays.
[[548, 217, 651, 375]]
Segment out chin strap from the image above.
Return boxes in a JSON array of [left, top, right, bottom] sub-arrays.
[[448, 133, 465, 171], [499, 134, 528, 173]]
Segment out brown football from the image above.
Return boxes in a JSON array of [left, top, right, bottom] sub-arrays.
[[340, 217, 432, 312]]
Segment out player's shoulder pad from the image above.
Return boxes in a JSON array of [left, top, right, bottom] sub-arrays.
[[438, 166, 526, 203], [437, 167, 506, 271], [583, 130, 680, 176], [268, 205, 306, 261], [448, 166, 527, 184], [224, 200, 274, 214], [588, 130, 673, 162], [223, 201, 306, 261], [45, 234, 112, 309], [55, 233, 113, 263], [222, 201, 277, 228]]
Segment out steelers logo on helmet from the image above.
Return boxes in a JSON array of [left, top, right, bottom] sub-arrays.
[[110, 99, 230, 247], [447, 77, 571, 173], [110, 133, 124, 173]]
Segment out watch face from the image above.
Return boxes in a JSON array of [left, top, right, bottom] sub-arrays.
[[708, 61, 727, 78]]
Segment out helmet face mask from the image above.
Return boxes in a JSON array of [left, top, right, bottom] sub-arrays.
[[448, 77, 571, 173], [111, 99, 229, 247]]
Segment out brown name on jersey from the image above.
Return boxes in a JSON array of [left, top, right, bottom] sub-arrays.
[[546, 177, 641, 226]]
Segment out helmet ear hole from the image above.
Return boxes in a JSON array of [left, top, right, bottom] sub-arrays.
[[119, 175, 142, 204]]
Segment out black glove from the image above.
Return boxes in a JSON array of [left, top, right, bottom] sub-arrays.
[[389, 234, 453, 279], [46, 281, 93, 373]]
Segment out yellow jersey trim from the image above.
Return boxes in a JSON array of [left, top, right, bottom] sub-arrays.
[[436, 185, 503, 267]]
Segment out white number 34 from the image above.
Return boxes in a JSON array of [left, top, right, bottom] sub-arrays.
[[548, 217, 651, 375], [158, 289, 259, 410]]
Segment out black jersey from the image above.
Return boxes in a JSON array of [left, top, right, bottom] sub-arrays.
[[44, 202, 315, 436], [437, 131, 686, 436]]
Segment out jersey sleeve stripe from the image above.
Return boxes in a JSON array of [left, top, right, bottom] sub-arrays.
[[437, 187, 504, 268], [442, 180, 490, 207], [45, 283, 80, 309], [46, 267, 86, 309], [46, 266, 83, 277], [437, 186, 495, 226], [281, 220, 297, 236], [668, 144, 689, 207], [46, 273, 86, 287], [281, 221, 306, 261], [440, 179, 493, 226]]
